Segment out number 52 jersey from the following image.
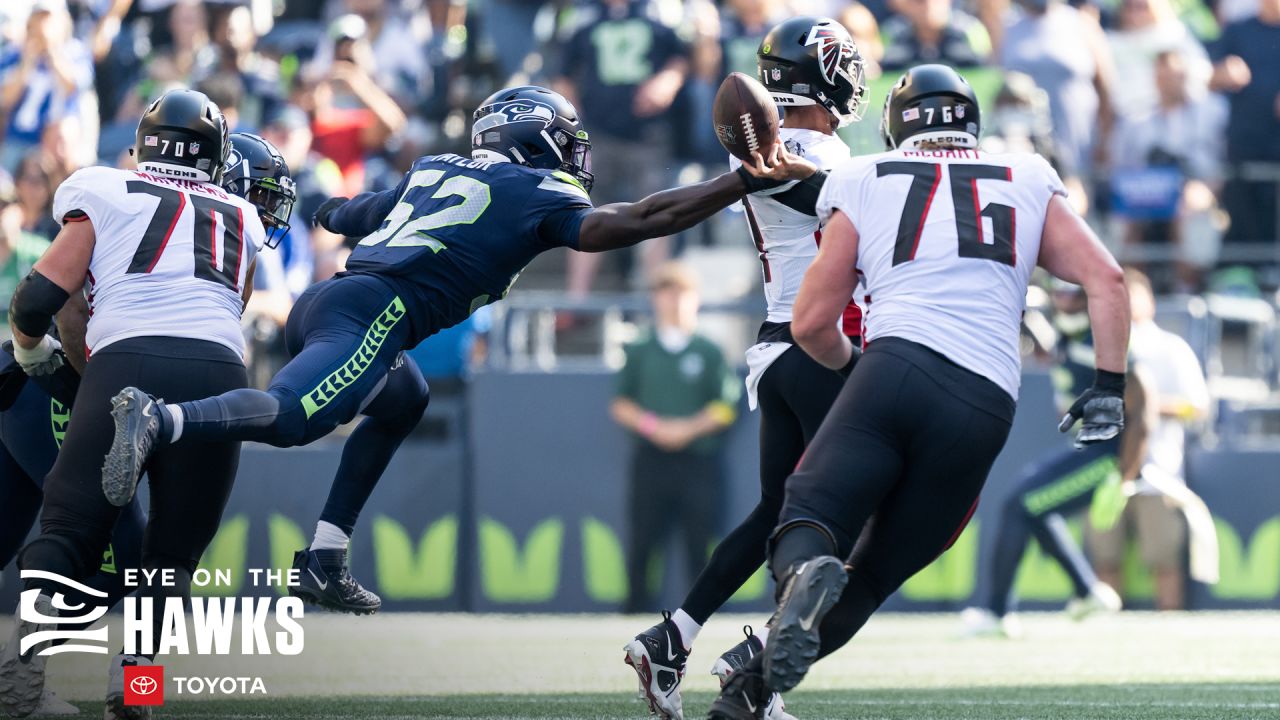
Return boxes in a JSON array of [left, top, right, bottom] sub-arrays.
[[817, 147, 1067, 398], [53, 166, 267, 358]]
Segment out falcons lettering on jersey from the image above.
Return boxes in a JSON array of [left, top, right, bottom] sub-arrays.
[[804, 25, 855, 87]]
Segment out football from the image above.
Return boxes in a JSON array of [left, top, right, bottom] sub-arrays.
[[712, 71, 780, 163]]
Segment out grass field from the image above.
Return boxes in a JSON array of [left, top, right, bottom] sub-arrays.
[[8, 611, 1279, 719]]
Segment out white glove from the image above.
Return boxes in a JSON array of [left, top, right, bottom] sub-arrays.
[[13, 335, 65, 377]]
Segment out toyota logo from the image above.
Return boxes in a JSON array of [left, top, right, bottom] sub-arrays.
[[130, 676, 159, 696]]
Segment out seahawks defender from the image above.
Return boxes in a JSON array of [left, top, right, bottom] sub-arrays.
[[707, 65, 1131, 718], [624, 17, 867, 720], [961, 285, 1145, 638], [100, 85, 792, 613], [0, 333, 146, 718], [1, 91, 275, 720]]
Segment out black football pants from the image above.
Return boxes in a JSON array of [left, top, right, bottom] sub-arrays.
[[770, 338, 1016, 660]]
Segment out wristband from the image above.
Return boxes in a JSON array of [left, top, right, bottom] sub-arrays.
[[12, 335, 54, 365], [1094, 368, 1126, 394], [638, 412, 659, 437]]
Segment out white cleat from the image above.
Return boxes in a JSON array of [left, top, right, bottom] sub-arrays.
[[31, 689, 78, 716], [623, 614, 687, 720], [1066, 582, 1122, 621], [104, 654, 153, 720], [0, 592, 55, 718], [958, 607, 1022, 639]]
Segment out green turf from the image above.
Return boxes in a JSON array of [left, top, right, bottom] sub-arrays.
[[52, 684, 1280, 719], [13, 612, 1279, 718]]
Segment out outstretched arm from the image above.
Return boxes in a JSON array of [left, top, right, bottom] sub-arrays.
[[575, 171, 751, 253], [575, 140, 814, 252], [315, 167, 415, 238]]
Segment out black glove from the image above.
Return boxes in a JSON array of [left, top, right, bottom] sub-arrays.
[[1058, 369, 1126, 448], [312, 196, 350, 233], [836, 345, 862, 379]]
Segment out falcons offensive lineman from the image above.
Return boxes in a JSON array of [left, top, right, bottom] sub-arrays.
[[2, 89, 269, 720], [625, 16, 867, 720], [708, 64, 1130, 718]]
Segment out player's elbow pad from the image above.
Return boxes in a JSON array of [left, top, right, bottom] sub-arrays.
[[10, 270, 69, 338]]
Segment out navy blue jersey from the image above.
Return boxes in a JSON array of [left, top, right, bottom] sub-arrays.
[[0, 358, 66, 485], [329, 154, 592, 346]]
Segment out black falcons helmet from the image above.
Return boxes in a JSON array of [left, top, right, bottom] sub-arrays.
[[471, 85, 593, 193], [135, 89, 230, 183], [222, 133, 296, 249], [881, 64, 981, 150], [757, 16, 868, 128]]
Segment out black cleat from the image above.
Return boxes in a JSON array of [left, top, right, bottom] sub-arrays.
[[623, 611, 689, 719], [289, 547, 381, 615], [102, 387, 164, 507], [712, 627, 796, 720], [763, 556, 847, 694], [706, 665, 769, 720]]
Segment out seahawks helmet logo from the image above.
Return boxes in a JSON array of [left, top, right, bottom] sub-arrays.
[[225, 148, 245, 177], [804, 23, 856, 87], [473, 100, 556, 135]]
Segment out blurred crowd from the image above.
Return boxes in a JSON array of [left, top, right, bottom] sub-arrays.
[[1, 0, 1279, 378]]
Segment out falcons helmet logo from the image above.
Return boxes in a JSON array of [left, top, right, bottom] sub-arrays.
[[803, 24, 855, 87]]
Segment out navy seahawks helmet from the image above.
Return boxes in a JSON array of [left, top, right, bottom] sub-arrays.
[[222, 132, 296, 249], [471, 86, 593, 192], [758, 17, 868, 128], [881, 65, 981, 150], [135, 89, 230, 183]]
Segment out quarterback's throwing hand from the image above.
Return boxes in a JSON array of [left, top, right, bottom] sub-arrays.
[[742, 139, 818, 182]]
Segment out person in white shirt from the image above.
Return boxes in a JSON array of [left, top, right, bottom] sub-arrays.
[[1088, 268, 1209, 610]]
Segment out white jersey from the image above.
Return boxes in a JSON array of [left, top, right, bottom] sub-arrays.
[[816, 147, 1067, 397], [731, 128, 851, 325], [53, 166, 267, 358]]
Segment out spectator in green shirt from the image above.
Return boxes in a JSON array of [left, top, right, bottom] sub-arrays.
[[612, 262, 740, 613]]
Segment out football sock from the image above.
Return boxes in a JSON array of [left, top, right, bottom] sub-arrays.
[[310, 521, 350, 552], [769, 525, 837, 589], [670, 608, 701, 650], [165, 403, 183, 443]]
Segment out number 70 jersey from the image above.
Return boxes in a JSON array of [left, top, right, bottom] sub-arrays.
[[52, 166, 267, 358], [817, 147, 1067, 398]]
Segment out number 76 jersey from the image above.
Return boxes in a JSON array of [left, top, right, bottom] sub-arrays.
[[53, 166, 267, 358], [817, 147, 1067, 398]]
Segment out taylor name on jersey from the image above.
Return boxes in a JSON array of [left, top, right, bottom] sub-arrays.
[[817, 146, 1067, 397], [52, 165, 267, 357]]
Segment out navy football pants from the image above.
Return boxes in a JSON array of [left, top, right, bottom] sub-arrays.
[[176, 274, 430, 535], [983, 437, 1121, 616], [0, 377, 145, 610]]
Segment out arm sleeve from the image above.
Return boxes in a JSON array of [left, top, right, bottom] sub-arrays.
[[537, 206, 592, 251], [531, 172, 594, 250], [769, 171, 829, 216], [326, 169, 413, 238]]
